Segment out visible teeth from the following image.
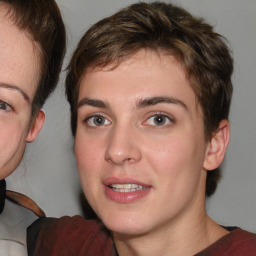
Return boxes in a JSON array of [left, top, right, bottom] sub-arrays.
[[109, 184, 146, 192]]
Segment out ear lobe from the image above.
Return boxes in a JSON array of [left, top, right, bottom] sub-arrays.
[[203, 120, 230, 171], [26, 110, 45, 142]]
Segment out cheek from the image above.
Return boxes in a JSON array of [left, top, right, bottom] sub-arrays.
[[146, 137, 188, 171], [0, 124, 27, 178], [0, 122, 25, 150], [145, 134, 205, 186], [75, 135, 105, 210], [75, 135, 104, 181], [145, 136, 206, 213]]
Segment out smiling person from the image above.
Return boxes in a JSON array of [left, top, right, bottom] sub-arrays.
[[0, 0, 65, 254], [28, 1, 256, 256]]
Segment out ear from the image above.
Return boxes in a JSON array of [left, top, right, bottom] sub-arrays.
[[203, 120, 230, 171], [26, 110, 45, 142]]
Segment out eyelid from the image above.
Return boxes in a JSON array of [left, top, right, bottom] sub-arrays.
[[83, 112, 109, 121], [143, 112, 175, 127], [0, 100, 13, 111], [83, 112, 112, 127]]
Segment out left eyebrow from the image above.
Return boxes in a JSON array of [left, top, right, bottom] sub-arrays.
[[137, 96, 188, 110], [0, 82, 29, 102], [77, 98, 110, 109]]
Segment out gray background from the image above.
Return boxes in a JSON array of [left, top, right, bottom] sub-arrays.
[[7, 0, 256, 232]]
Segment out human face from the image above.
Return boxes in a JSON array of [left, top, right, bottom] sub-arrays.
[[0, 6, 42, 179], [75, 50, 210, 237]]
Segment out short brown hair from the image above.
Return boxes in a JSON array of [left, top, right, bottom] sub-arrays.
[[1, 0, 66, 116], [65, 2, 233, 196]]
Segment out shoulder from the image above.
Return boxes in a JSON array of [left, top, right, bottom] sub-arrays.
[[197, 227, 256, 256], [28, 215, 98, 233], [27, 216, 115, 256], [230, 228, 256, 253], [0, 200, 37, 256]]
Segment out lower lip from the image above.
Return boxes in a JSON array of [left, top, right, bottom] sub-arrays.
[[104, 186, 151, 203]]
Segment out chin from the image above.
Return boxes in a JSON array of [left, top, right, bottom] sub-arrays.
[[99, 210, 150, 236]]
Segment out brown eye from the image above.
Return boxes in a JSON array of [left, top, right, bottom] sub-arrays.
[[85, 115, 111, 127], [144, 114, 173, 127], [154, 115, 167, 125], [93, 116, 104, 126]]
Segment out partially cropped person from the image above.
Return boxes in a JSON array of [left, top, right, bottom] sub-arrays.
[[0, 0, 65, 254], [28, 1, 256, 256]]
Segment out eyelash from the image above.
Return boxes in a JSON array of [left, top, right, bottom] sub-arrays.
[[83, 112, 174, 128], [143, 113, 174, 127], [0, 100, 12, 111], [84, 113, 111, 127]]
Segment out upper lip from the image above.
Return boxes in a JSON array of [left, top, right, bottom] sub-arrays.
[[103, 177, 151, 188]]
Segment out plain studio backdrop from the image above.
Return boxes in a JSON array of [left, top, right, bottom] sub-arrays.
[[7, 0, 256, 232]]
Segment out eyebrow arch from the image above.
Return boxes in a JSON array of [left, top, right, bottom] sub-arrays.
[[77, 98, 109, 109], [137, 96, 188, 110], [0, 82, 29, 102]]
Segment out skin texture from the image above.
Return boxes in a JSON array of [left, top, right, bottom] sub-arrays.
[[0, 5, 45, 180], [75, 50, 230, 256]]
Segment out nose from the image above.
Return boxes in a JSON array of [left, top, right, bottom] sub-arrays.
[[104, 124, 142, 165]]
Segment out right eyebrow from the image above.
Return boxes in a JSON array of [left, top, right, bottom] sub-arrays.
[[0, 82, 29, 102], [77, 98, 109, 109]]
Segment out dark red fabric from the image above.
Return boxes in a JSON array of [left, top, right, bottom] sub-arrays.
[[27, 216, 116, 256], [196, 227, 256, 256], [27, 216, 256, 256]]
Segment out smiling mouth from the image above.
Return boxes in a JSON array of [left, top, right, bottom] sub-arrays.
[[109, 184, 148, 192]]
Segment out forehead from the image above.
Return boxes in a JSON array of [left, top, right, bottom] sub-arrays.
[[0, 5, 41, 101], [79, 50, 198, 107]]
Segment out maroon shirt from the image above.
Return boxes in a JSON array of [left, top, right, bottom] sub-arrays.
[[27, 216, 256, 256]]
